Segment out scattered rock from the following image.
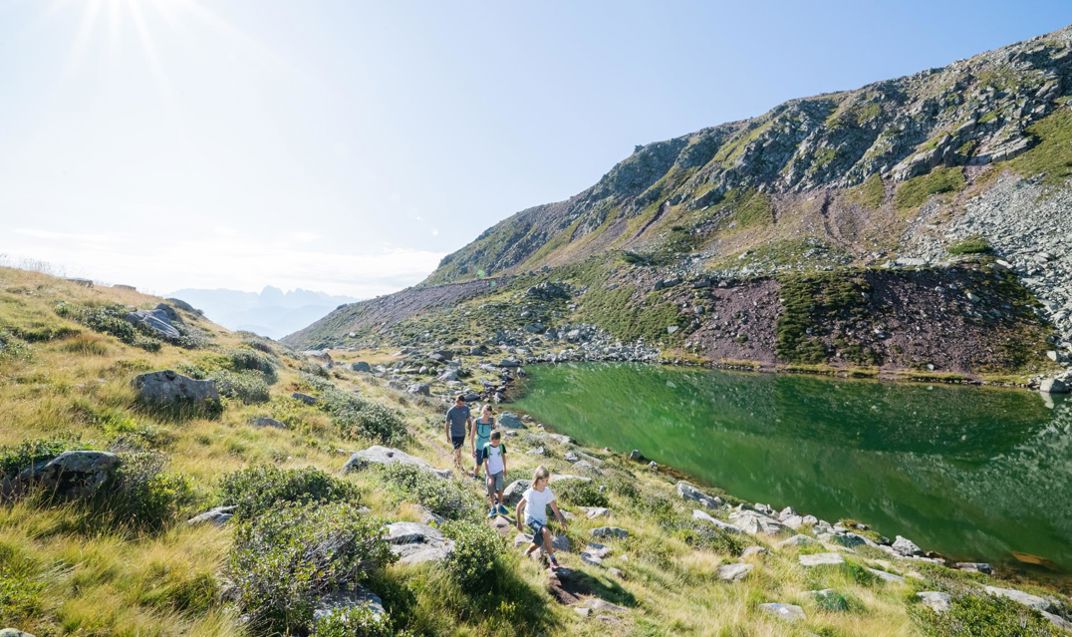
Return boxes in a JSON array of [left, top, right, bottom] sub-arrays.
[[799, 553, 844, 567], [891, 535, 922, 556], [344, 446, 452, 479], [916, 591, 952, 613], [741, 546, 768, 559], [717, 563, 753, 582], [125, 303, 186, 342], [313, 586, 386, 622], [406, 383, 431, 396], [351, 361, 371, 372], [291, 392, 317, 405], [983, 586, 1052, 611], [583, 507, 610, 519], [955, 562, 993, 575], [250, 416, 286, 429], [0, 629, 37, 637], [133, 370, 220, 411], [758, 603, 805, 622], [692, 509, 744, 534], [676, 481, 723, 509], [591, 527, 628, 539], [777, 534, 818, 548], [866, 567, 905, 583], [498, 412, 525, 429], [384, 522, 455, 564], [187, 506, 236, 526]]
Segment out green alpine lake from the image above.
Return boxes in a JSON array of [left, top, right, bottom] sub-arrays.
[[513, 363, 1072, 576]]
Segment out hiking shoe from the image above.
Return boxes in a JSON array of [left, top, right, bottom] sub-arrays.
[[487, 507, 497, 519], [548, 555, 560, 571], [497, 504, 510, 516]]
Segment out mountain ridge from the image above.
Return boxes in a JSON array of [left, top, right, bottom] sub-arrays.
[[285, 24, 1072, 381]]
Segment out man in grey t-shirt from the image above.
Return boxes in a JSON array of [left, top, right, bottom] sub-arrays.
[[445, 394, 472, 474]]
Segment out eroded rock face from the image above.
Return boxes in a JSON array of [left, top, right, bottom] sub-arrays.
[[343, 446, 452, 479], [133, 370, 220, 411], [384, 522, 455, 564], [125, 303, 185, 342]]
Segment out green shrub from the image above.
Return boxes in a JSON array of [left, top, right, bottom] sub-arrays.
[[210, 369, 271, 404], [0, 330, 31, 363], [912, 593, 1063, 637], [227, 348, 277, 379], [220, 465, 360, 521], [59, 333, 110, 355], [90, 452, 195, 532], [10, 321, 79, 343], [313, 606, 394, 637], [443, 521, 504, 590], [558, 480, 609, 508], [813, 589, 864, 613], [0, 438, 69, 478], [379, 463, 476, 521], [229, 502, 394, 634], [304, 376, 408, 446], [55, 303, 161, 351], [947, 236, 992, 256]]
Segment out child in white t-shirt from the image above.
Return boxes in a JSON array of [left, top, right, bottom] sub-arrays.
[[515, 465, 568, 570]]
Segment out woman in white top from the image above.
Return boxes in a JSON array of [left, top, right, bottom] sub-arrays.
[[514, 465, 568, 570]]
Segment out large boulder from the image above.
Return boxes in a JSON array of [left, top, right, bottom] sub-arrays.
[[351, 361, 372, 373], [187, 506, 235, 526], [384, 522, 455, 564], [1040, 377, 1069, 394], [133, 370, 220, 412], [11, 450, 119, 499], [344, 446, 451, 479], [502, 479, 530, 507], [891, 535, 922, 556]]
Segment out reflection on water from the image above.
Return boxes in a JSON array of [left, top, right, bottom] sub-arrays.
[[514, 363, 1072, 574]]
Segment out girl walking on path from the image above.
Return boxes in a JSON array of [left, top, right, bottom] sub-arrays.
[[516, 465, 568, 570], [471, 404, 495, 477]]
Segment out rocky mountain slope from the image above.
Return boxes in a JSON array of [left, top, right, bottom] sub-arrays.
[[287, 25, 1072, 382]]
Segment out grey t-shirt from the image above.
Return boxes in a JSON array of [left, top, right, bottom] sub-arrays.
[[446, 405, 471, 437]]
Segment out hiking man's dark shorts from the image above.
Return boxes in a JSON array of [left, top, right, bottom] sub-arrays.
[[451, 435, 465, 449]]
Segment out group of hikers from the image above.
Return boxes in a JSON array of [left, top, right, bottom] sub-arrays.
[[446, 394, 568, 570]]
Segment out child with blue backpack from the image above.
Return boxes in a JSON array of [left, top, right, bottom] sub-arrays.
[[482, 430, 509, 517]]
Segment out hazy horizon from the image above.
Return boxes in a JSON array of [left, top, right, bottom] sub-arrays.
[[1, 1, 1069, 297]]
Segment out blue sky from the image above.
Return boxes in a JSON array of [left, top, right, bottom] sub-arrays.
[[0, 0, 1069, 296]]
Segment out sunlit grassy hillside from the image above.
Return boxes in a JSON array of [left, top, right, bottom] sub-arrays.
[[1, 266, 1069, 637]]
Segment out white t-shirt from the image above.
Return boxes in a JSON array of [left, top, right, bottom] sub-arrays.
[[483, 443, 506, 474], [523, 485, 556, 524]]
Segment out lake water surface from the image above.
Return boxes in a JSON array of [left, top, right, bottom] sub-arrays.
[[513, 363, 1072, 575]]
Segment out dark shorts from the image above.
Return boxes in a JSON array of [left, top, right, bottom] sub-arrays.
[[526, 517, 547, 545], [451, 435, 465, 449], [473, 446, 485, 466]]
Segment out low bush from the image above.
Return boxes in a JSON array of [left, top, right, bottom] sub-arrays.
[[912, 593, 1063, 637], [220, 465, 360, 521], [90, 452, 195, 532], [443, 521, 505, 590], [210, 369, 271, 404], [558, 480, 609, 508], [379, 463, 476, 521], [0, 330, 31, 363], [229, 501, 394, 634], [304, 375, 408, 445], [227, 347, 277, 379], [0, 438, 69, 478], [947, 236, 992, 256], [55, 302, 161, 351]]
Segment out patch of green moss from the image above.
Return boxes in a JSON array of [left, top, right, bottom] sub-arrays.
[[813, 147, 837, 169], [577, 286, 685, 344], [894, 166, 966, 210], [775, 271, 874, 364], [1007, 109, 1072, 185], [713, 119, 774, 167], [977, 110, 999, 124], [848, 173, 885, 209], [947, 236, 992, 256]]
